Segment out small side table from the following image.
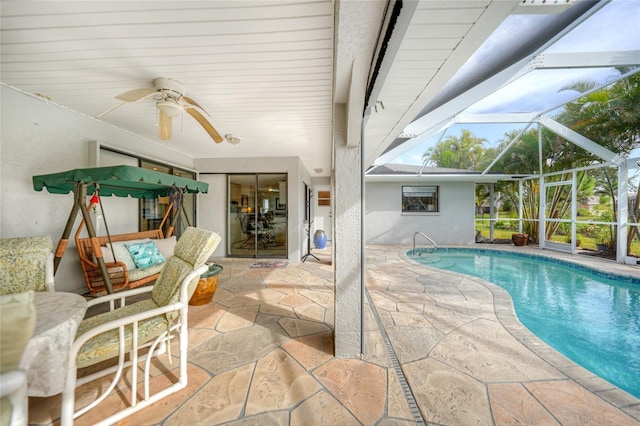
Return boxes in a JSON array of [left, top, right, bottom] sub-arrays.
[[189, 264, 223, 306], [21, 292, 87, 397]]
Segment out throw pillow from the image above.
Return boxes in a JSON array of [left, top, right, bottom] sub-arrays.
[[153, 236, 177, 260], [101, 241, 139, 271], [125, 240, 165, 269]]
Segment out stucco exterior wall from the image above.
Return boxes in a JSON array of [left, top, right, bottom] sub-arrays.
[[365, 181, 476, 245]]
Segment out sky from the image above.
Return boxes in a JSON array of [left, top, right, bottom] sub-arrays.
[[391, 0, 640, 167]]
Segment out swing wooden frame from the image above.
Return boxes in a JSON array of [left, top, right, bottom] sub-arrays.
[[32, 165, 209, 294]]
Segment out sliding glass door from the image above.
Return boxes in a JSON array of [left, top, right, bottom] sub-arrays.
[[228, 174, 287, 258]]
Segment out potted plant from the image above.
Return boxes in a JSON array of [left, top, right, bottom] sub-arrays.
[[511, 233, 529, 246]]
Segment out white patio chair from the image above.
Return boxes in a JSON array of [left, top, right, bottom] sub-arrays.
[[60, 227, 220, 426]]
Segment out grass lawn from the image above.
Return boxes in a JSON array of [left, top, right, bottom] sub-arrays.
[[475, 216, 640, 255]]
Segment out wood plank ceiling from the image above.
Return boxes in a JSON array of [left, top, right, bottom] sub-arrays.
[[0, 1, 335, 175], [1, 0, 534, 174]]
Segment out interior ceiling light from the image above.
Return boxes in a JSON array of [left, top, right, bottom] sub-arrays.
[[225, 134, 241, 145], [156, 101, 183, 117], [314, 168, 323, 174]]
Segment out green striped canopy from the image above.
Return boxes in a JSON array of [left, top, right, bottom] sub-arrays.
[[33, 165, 208, 199]]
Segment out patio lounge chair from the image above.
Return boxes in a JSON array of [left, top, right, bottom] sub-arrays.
[[60, 227, 221, 426]]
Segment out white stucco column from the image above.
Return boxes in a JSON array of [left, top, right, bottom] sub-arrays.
[[333, 104, 362, 358]]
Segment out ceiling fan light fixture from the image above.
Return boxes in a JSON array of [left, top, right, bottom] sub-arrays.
[[225, 134, 241, 145], [156, 101, 183, 117]]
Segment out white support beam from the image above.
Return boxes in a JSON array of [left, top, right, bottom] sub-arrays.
[[365, 0, 520, 166], [617, 162, 629, 263], [373, 118, 454, 166], [456, 113, 538, 124], [538, 116, 620, 163], [347, 58, 368, 148], [533, 50, 640, 69]]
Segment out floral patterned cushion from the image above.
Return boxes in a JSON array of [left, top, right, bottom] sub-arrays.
[[0, 291, 36, 372], [74, 228, 220, 368], [0, 236, 53, 294], [75, 299, 168, 369], [152, 227, 221, 308], [127, 262, 165, 282]]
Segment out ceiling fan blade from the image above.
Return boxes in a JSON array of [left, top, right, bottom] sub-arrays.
[[182, 96, 210, 115], [158, 111, 172, 140], [96, 101, 127, 119], [115, 88, 156, 102], [185, 107, 223, 143]]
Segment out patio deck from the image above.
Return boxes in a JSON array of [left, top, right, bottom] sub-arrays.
[[28, 244, 640, 425]]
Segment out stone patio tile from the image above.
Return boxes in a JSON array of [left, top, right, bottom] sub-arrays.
[[369, 292, 400, 312], [456, 277, 495, 303], [386, 369, 414, 421], [366, 276, 391, 291], [294, 303, 326, 322], [421, 303, 477, 334], [75, 364, 211, 426], [187, 327, 220, 351], [218, 288, 285, 308], [526, 380, 640, 426], [386, 325, 443, 363], [387, 280, 428, 293], [232, 411, 290, 425], [278, 317, 331, 338], [190, 315, 289, 374], [430, 319, 565, 382], [290, 391, 360, 425], [188, 302, 226, 328], [403, 357, 492, 425], [259, 302, 297, 318], [281, 331, 334, 370], [164, 363, 254, 426], [245, 349, 321, 415], [488, 383, 560, 425], [299, 288, 334, 307], [390, 311, 431, 327], [314, 358, 387, 425], [216, 305, 259, 332], [280, 292, 313, 307], [219, 276, 267, 294], [397, 302, 426, 313], [360, 329, 392, 368], [265, 282, 304, 294]]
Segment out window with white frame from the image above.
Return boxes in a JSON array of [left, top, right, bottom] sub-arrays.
[[402, 186, 439, 213]]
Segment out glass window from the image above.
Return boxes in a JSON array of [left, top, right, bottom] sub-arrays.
[[402, 186, 439, 213], [140, 160, 196, 238]]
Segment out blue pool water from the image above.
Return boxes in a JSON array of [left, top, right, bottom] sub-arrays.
[[410, 248, 640, 399]]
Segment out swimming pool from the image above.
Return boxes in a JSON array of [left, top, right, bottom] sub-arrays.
[[409, 247, 640, 399]]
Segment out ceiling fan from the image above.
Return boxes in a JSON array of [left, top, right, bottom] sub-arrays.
[[97, 77, 223, 143]]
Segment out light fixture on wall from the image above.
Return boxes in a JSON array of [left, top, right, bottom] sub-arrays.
[[225, 134, 241, 145]]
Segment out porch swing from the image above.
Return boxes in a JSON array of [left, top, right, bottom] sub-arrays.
[[32, 165, 209, 295]]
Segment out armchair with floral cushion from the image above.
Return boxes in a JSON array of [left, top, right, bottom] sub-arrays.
[[0, 235, 55, 294], [60, 227, 220, 426]]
